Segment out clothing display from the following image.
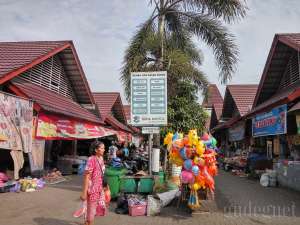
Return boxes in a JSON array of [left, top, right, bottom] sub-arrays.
[[10, 150, 24, 180]]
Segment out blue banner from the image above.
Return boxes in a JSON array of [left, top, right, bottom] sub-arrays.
[[252, 104, 287, 137]]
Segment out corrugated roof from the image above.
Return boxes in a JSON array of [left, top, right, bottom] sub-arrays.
[[93, 92, 119, 119], [123, 105, 131, 121], [254, 33, 300, 107], [225, 85, 258, 117], [0, 40, 95, 104], [0, 41, 67, 79], [106, 115, 132, 133], [202, 84, 223, 108], [11, 81, 102, 124], [213, 103, 223, 120], [211, 116, 241, 133]]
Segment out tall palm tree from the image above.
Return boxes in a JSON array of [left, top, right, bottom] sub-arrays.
[[121, 0, 247, 100]]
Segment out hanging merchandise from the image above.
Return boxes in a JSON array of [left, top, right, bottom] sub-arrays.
[[0, 92, 33, 153], [29, 140, 45, 172], [10, 150, 24, 180], [164, 130, 218, 209]]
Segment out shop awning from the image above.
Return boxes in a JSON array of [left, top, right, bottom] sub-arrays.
[[36, 112, 115, 140], [288, 102, 300, 113], [211, 116, 241, 133], [106, 115, 132, 133], [9, 81, 104, 124]]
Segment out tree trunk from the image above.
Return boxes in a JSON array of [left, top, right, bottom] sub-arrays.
[[158, 0, 165, 70]]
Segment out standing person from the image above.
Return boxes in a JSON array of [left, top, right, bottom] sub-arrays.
[[108, 141, 118, 162], [80, 141, 106, 225]]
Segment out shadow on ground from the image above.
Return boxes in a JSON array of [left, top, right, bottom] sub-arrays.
[[33, 217, 80, 225]]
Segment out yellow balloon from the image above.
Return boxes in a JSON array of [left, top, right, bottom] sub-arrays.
[[170, 156, 183, 166], [192, 183, 200, 191], [164, 132, 173, 145], [178, 132, 184, 139], [193, 156, 201, 165], [196, 142, 204, 156], [188, 129, 199, 146]]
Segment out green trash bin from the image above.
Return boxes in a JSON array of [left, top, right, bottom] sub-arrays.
[[104, 167, 127, 198], [120, 177, 137, 193], [137, 178, 154, 193], [159, 171, 165, 185]]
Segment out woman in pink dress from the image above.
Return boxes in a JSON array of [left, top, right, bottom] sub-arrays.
[[80, 141, 106, 225]]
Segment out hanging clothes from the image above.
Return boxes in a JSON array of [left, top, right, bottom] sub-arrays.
[[10, 150, 24, 180]]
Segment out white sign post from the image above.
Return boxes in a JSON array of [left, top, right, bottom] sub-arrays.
[[130, 71, 167, 126], [142, 127, 160, 134]]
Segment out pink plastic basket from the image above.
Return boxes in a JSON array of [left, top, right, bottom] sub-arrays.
[[129, 204, 147, 216]]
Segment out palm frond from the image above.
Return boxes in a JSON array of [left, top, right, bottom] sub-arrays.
[[183, 12, 238, 83], [120, 20, 156, 100], [182, 0, 247, 23]]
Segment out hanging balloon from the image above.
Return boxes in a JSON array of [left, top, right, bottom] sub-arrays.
[[192, 165, 200, 176], [211, 137, 217, 148], [185, 146, 193, 159], [191, 182, 201, 191], [164, 132, 174, 146], [195, 142, 205, 156], [181, 170, 194, 184], [183, 136, 189, 146], [172, 132, 179, 141], [203, 139, 212, 147], [201, 133, 210, 141], [179, 132, 184, 139], [173, 139, 184, 149], [179, 147, 188, 160], [183, 159, 193, 171], [193, 156, 200, 165]]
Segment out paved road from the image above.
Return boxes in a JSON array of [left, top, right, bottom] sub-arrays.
[[215, 170, 300, 217], [0, 171, 300, 225]]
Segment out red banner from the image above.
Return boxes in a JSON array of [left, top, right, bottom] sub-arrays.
[[116, 130, 132, 143], [36, 112, 116, 140]]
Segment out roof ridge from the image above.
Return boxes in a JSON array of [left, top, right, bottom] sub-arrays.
[[0, 40, 71, 44], [93, 92, 120, 94]]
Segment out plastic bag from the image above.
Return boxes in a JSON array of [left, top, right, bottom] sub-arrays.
[[147, 195, 161, 216], [73, 200, 87, 218], [104, 188, 111, 205]]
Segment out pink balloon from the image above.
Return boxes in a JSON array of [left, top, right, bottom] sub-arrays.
[[201, 133, 210, 141], [180, 170, 195, 184]]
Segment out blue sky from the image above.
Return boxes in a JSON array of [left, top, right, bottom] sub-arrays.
[[0, 0, 300, 103]]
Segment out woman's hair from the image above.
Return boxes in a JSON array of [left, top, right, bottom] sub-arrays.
[[89, 140, 105, 156]]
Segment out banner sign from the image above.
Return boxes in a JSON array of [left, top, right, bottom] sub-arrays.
[[131, 71, 167, 126], [252, 104, 287, 137], [0, 92, 33, 152], [116, 130, 132, 143], [36, 113, 115, 140], [229, 122, 245, 141]]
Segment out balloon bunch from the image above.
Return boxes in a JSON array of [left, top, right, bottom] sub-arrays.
[[164, 130, 218, 209]]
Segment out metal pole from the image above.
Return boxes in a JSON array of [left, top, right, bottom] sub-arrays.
[[149, 133, 153, 175]]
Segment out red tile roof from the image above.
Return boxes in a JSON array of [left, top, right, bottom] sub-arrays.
[[0, 41, 68, 81], [106, 115, 132, 133], [10, 81, 103, 124], [227, 85, 258, 116], [93, 92, 133, 133], [123, 105, 131, 121], [212, 103, 223, 120], [278, 33, 300, 50], [211, 116, 241, 132], [202, 84, 223, 108], [93, 92, 119, 119], [0, 40, 95, 104], [254, 34, 300, 107]]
